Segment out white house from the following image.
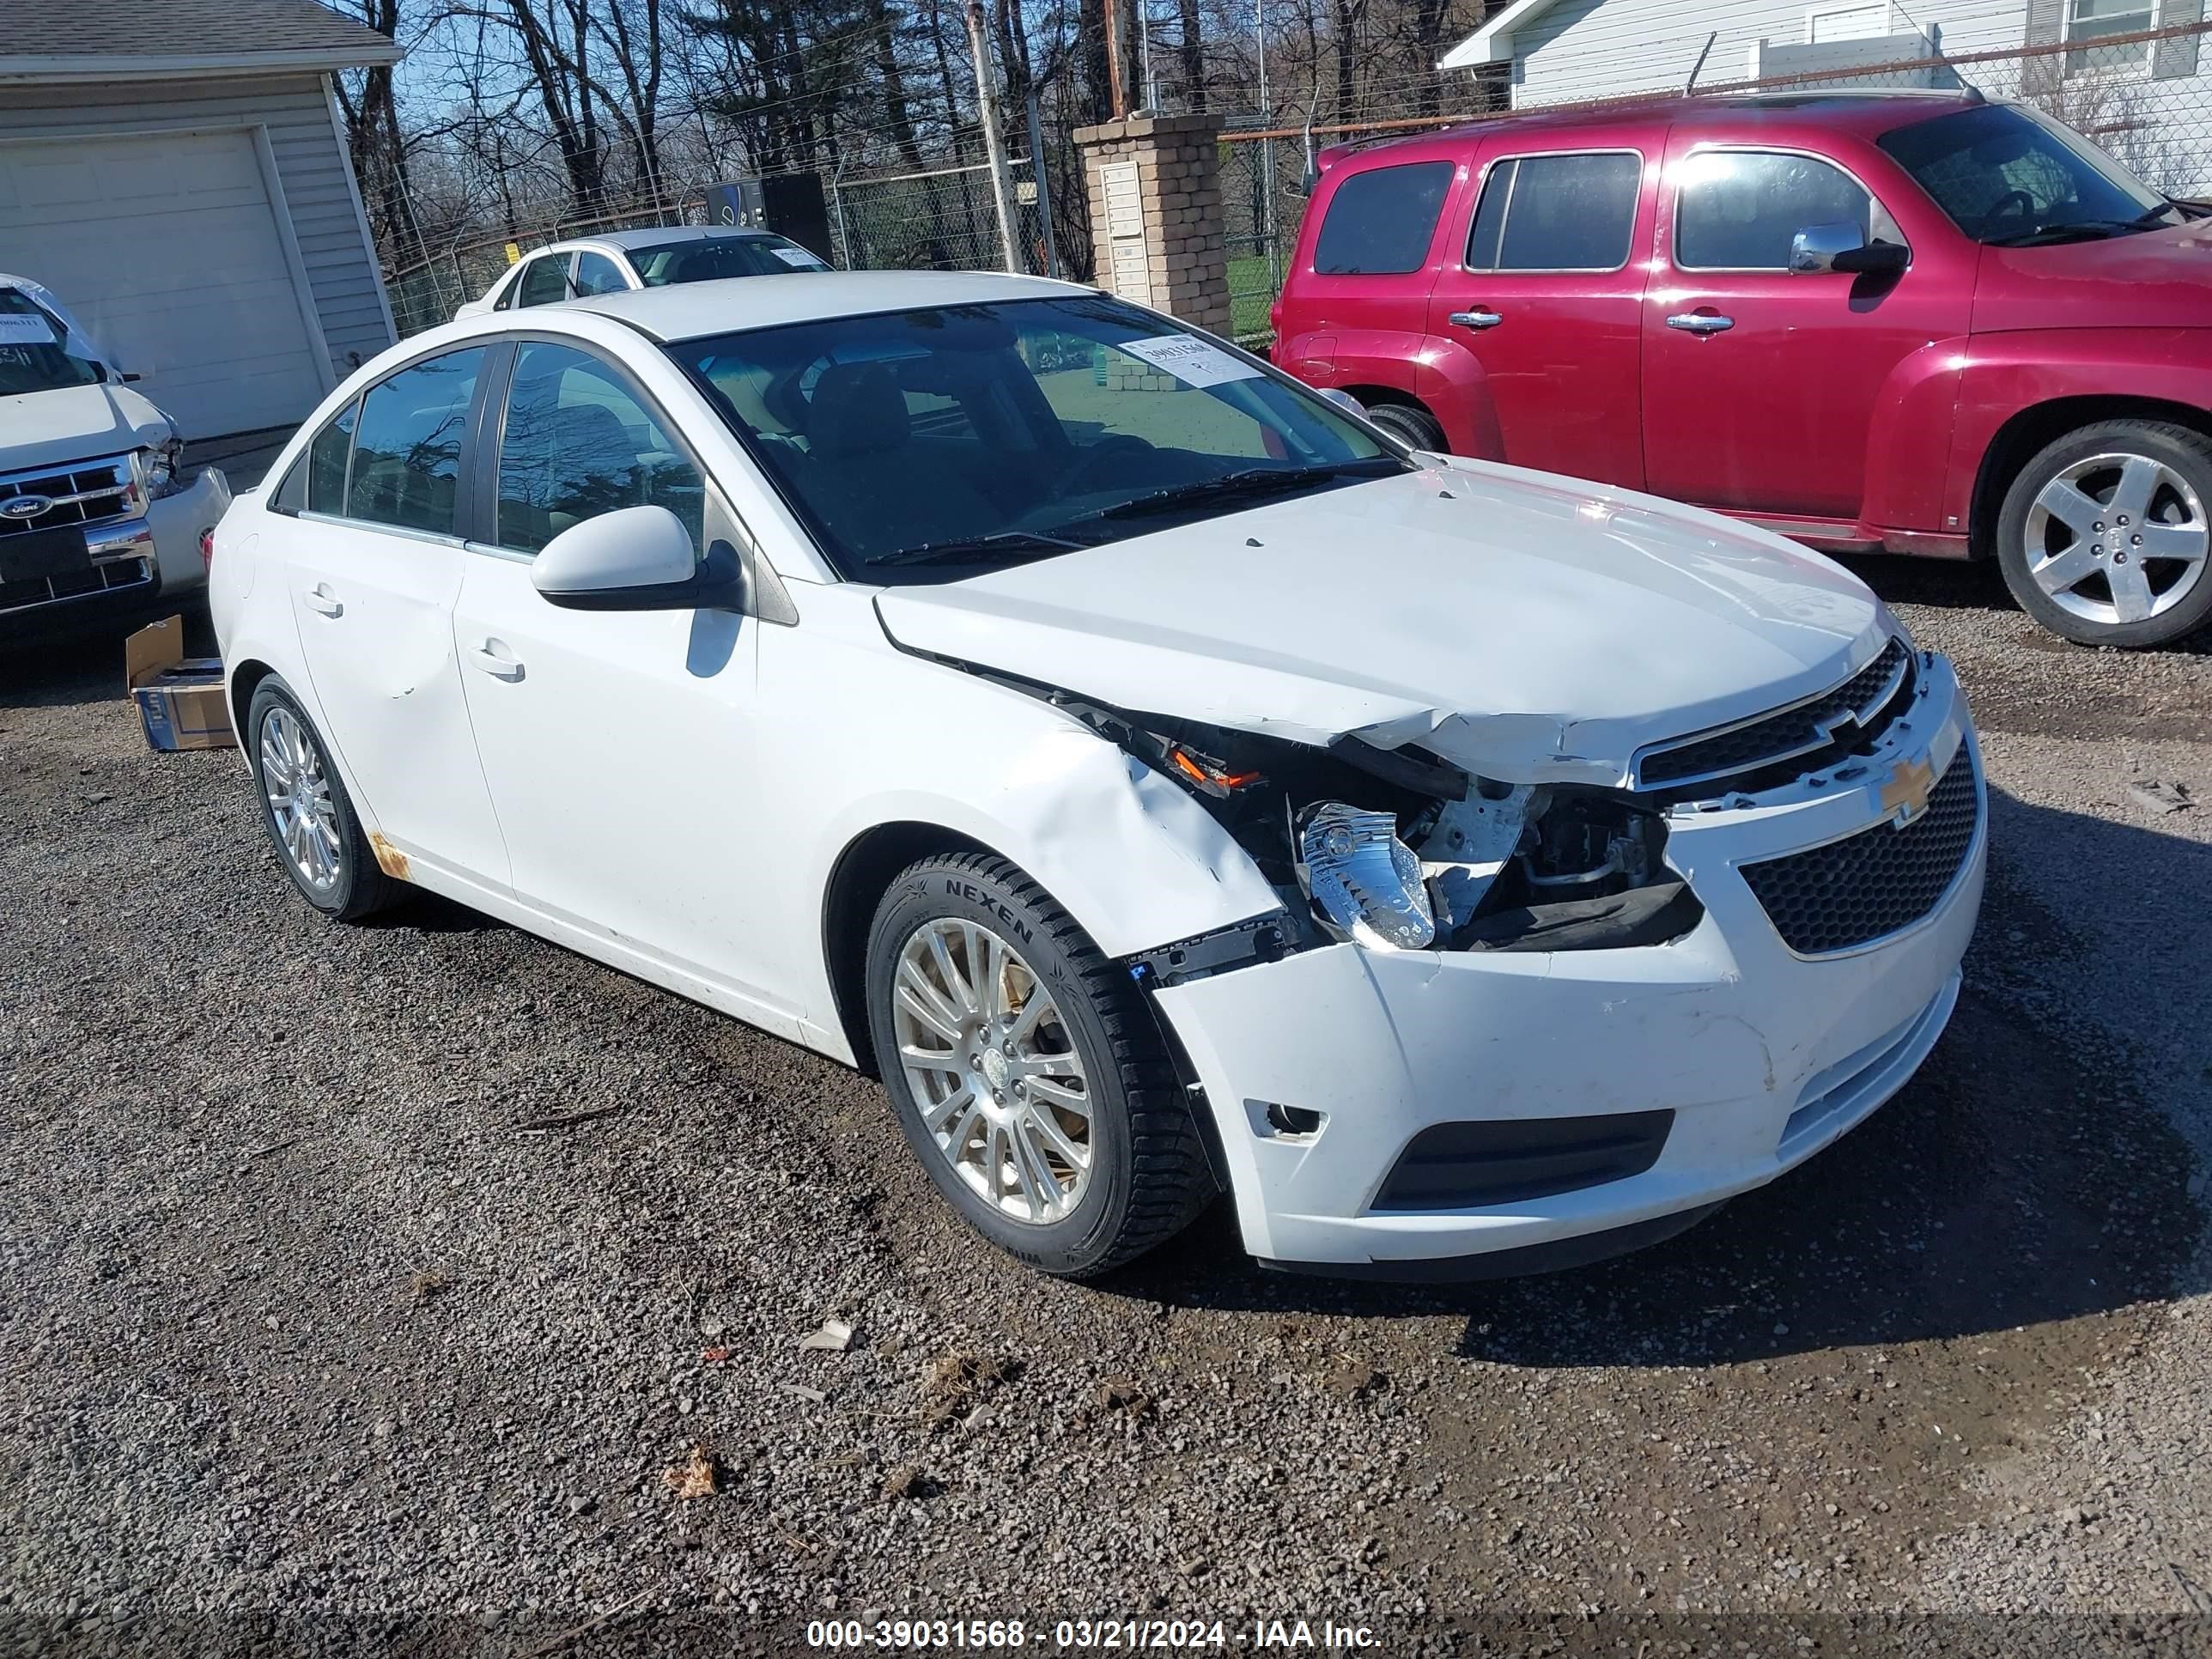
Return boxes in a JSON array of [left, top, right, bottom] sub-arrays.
[[1439, 0, 2206, 134], [0, 0, 404, 440]]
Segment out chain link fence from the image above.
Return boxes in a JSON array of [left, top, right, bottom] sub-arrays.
[[1218, 21, 2212, 348], [386, 155, 1065, 338]]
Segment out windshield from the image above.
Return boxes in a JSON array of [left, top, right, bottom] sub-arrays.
[[0, 288, 106, 396], [632, 237, 830, 285], [1877, 102, 2176, 245], [668, 295, 1405, 580]]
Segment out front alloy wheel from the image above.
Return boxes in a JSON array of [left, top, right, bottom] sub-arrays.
[[890, 916, 1094, 1224], [864, 852, 1215, 1277], [1998, 420, 2212, 647]]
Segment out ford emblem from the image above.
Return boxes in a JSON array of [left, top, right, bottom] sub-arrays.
[[0, 495, 53, 521]]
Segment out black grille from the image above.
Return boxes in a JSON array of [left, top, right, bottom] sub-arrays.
[[0, 457, 138, 538], [1371, 1109, 1674, 1210], [0, 556, 151, 615], [1637, 639, 1912, 792], [1740, 754, 1979, 955]]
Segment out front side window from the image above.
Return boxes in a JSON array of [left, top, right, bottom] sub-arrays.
[[572, 252, 629, 297], [2065, 0, 2154, 73], [1674, 149, 1899, 270], [670, 295, 1401, 580], [1466, 152, 1642, 271], [0, 287, 106, 395], [345, 348, 485, 536], [495, 342, 705, 554], [1313, 161, 1455, 276], [516, 256, 571, 307], [1877, 102, 2173, 243], [632, 236, 831, 285]]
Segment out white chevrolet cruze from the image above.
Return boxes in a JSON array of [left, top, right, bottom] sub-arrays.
[[209, 270, 1985, 1281]]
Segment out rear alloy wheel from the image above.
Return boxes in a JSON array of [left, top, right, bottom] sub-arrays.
[[1996, 421, 2212, 647], [246, 678, 403, 921], [864, 853, 1215, 1277], [1363, 401, 1448, 453]]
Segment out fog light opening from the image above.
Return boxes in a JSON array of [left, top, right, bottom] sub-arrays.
[[1261, 1102, 1324, 1139]]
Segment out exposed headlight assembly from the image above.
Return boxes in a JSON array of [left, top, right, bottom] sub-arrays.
[[1297, 801, 1436, 950], [142, 436, 185, 501]]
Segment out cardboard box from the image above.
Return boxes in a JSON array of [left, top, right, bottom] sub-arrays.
[[126, 616, 235, 751]]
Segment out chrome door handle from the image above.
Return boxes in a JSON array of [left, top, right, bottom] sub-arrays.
[[1667, 312, 1735, 335], [1449, 309, 1504, 330], [302, 583, 342, 617], [465, 641, 525, 681]]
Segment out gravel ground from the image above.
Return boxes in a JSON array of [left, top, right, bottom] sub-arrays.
[[2, 562, 2208, 1659]]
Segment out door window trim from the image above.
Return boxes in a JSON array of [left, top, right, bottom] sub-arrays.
[[1461, 147, 1647, 275], [1669, 143, 1910, 274], [473, 331, 721, 561]]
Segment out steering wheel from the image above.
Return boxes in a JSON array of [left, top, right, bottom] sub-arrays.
[[1984, 187, 2037, 225], [1054, 435, 1154, 496]]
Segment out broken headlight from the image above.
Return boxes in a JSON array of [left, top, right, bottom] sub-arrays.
[[1297, 802, 1437, 950], [142, 436, 185, 501]]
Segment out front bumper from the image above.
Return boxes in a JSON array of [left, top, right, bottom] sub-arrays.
[[1152, 653, 1985, 1274], [145, 465, 231, 593]]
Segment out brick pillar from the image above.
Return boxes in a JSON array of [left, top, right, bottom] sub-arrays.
[[1073, 112, 1232, 338]]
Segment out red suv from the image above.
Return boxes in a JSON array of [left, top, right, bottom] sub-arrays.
[[1273, 91, 2212, 648]]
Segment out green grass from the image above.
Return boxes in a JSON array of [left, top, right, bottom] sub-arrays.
[[1227, 252, 1281, 344]]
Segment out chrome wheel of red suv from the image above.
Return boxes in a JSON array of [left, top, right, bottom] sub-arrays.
[[1997, 421, 2212, 649]]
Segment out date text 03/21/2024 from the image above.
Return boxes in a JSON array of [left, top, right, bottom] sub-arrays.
[[802, 1619, 1379, 1649]]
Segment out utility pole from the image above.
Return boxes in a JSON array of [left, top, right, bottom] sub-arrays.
[[1103, 0, 1127, 118], [964, 0, 1024, 273]]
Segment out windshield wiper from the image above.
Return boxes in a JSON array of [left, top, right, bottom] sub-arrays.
[[872, 529, 1090, 568], [1083, 459, 1401, 524]]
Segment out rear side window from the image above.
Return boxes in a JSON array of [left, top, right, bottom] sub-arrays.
[[573, 252, 629, 297], [1675, 149, 1892, 270], [1313, 161, 1455, 276], [274, 398, 358, 514], [1466, 152, 1642, 270], [346, 348, 486, 536], [516, 256, 570, 307]]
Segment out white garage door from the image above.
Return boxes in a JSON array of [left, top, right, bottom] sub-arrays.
[[0, 130, 329, 438]]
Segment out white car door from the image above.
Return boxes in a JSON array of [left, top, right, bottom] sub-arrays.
[[276, 346, 511, 894], [451, 337, 795, 1024]]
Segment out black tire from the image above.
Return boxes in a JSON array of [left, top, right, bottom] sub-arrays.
[[1994, 419, 2212, 648], [246, 677, 404, 922], [863, 852, 1215, 1278], [1363, 400, 1448, 453]]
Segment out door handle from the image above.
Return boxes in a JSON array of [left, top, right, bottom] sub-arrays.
[[1449, 308, 1504, 330], [1666, 312, 1735, 335], [465, 641, 525, 682], [302, 583, 342, 617]]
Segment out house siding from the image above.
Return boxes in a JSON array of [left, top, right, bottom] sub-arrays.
[[1512, 0, 2195, 107], [0, 73, 393, 386]]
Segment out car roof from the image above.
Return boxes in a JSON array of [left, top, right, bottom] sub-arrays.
[[568, 269, 1092, 342], [1342, 88, 1987, 161]]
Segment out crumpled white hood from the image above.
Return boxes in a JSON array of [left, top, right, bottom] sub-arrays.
[[0, 382, 173, 475], [873, 459, 1890, 782]]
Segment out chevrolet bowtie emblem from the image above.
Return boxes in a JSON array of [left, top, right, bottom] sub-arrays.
[[1879, 756, 1937, 826]]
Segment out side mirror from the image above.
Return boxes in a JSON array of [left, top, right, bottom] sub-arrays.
[[532, 505, 746, 611], [1317, 387, 1367, 418], [1790, 222, 1909, 276]]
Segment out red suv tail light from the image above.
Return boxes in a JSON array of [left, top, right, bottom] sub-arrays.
[[199, 527, 216, 572]]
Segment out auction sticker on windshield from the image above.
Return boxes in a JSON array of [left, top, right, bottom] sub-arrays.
[[1111, 333, 1261, 388], [774, 246, 829, 268], [0, 316, 57, 346]]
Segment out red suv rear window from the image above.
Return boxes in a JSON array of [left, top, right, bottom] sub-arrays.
[[1314, 161, 1455, 275]]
